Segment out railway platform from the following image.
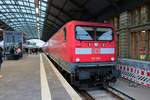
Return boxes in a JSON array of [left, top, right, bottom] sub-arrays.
[[112, 78, 150, 100], [1, 53, 150, 100], [0, 54, 81, 100]]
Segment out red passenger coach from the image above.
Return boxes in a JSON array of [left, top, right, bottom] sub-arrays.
[[46, 20, 119, 87]]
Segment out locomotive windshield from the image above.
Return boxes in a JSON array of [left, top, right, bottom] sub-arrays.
[[76, 26, 94, 40], [75, 26, 113, 41], [96, 28, 112, 40]]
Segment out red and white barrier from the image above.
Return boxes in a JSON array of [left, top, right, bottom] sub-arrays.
[[117, 64, 150, 87]]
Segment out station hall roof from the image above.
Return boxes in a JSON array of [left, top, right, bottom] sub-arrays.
[[0, 0, 149, 40], [42, 0, 150, 41], [0, 0, 47, 38]]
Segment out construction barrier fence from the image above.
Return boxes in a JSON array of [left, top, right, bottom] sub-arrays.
[[117, 59, 150, 86]]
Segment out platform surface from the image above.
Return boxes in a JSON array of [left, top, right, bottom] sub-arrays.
[[112, 78, 150, 100], [0, 54, 81, 100]]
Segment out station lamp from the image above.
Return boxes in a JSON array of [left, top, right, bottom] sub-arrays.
[[35, 0, 40, 39], [36, 17, 39, 22], [36, 7, 39, 14]]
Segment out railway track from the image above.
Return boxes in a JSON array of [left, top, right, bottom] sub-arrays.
[[47, 55, 135, 100], [80, 86, 135, 100]]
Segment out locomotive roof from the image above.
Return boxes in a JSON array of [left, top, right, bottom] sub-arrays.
[[66, 20, 113, 27]]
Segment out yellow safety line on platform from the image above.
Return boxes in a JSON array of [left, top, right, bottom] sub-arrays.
[[43, 54, 82, 100], [40, 54, 52, 100]]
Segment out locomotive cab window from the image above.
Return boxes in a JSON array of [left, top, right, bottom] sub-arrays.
[[96, 28, 112, 41], [75, 26, 113, 41], [75, 26, 94, 40]]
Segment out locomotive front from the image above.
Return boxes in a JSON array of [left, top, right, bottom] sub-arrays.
[[70, 22, 119, 86]]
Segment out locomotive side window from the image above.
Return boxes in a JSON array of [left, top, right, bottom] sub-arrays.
[[63, 28, 66, 40], [96, 28, 112, 40], [63, 28, 66, 41]]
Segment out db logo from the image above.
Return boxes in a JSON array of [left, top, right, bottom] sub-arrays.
[[92, 48, 99, 54]]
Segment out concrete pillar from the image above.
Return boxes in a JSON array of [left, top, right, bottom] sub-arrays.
[[119, 11, 129, 58]]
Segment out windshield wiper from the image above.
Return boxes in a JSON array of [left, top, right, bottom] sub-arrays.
[[75, 31, 81, 41]]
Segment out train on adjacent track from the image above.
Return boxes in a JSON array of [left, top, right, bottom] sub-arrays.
[[43, 20, 119, 87]]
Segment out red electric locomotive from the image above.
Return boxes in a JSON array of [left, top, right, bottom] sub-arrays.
[[46, 20, 119, 87]]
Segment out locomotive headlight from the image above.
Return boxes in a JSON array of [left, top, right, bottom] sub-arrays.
[[111, 57, 115, 61], [75, 58, 80, 62]]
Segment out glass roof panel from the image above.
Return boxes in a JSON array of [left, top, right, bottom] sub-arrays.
[[0, 0, 48, 38], [43, 0, 48, 2], [5, 1, 11, 4], [41, 6, 46, 11], [41, 2, 46, 7], [18, 1, 23, 5], [0, 1, 3, 4]]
